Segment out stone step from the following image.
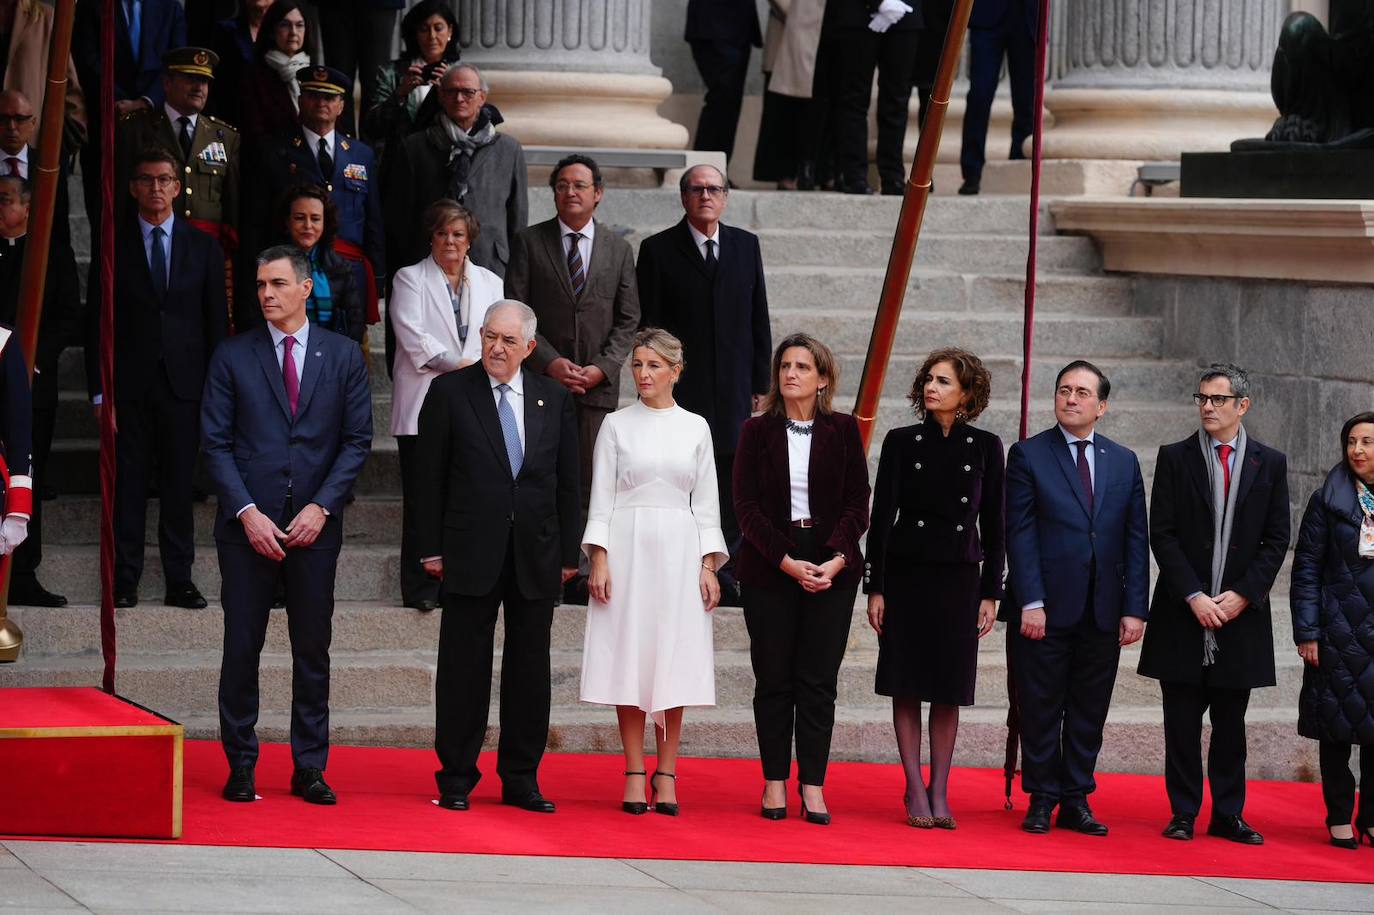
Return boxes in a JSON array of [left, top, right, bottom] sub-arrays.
[[742, 231, 1101, 274], [530, 190, 1056, 238], [125, 706, 1317, 781]]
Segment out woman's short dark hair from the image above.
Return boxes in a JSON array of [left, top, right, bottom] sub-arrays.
[[255, 0, 311, 59], [400, 0, 461, 62], [760, 333, 839, 418], [278, 184, 338, 248], [548, 154, 603, 190], [1341, 411, 1374, 468], [422, 199, 480, 244], [909, 347, 992, 421], [1054, 359, 1111, 401]]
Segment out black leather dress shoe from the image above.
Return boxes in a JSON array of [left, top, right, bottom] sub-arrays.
[[406, 599, 438, 612], [502, 790, 556, 813], [114, 591, 138, 609], [291, 768, 337, 805], [1057, 803, 1109, 836], [1163, 813, 1195, 840], [1207, 814, 1263, 845], [958, 180, 981, 196], [8, 579, 67, 607], [437, 793, 469, 811], [222, 766, 255, 802], [1021, 801, 1054, 834], [165, 581, 208, 609]]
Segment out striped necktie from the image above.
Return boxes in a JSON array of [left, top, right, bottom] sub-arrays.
[[566, 232, 586, 299], [496, 383, 523, 476]]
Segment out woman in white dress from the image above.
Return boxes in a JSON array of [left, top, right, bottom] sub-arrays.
[[581, 328, 728, 816]]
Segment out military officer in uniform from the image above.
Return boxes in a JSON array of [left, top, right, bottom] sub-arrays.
[[116, 46, 241, 326], [244, 66, 385, 333]]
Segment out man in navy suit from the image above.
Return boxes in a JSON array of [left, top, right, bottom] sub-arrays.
[[958, 0, 1037, 195], [1005, 360, 1149, 835], [637, 164, 771, 600], [202, 245, 372, 806], [87, 148, 228, 610], [244, 66, 385, 332]]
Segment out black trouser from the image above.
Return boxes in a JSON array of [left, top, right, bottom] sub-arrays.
[[434, 535, 555, 798], [714, 450, 740, 590], [217, 536, 339, 771], [12, 405, 54, 585], [396, 434, 438, 607], [113, 375, 199, 594], [1161, 680, 1251, 818], [833, 27, 921, 190], [742, 527, 856, 786], [1320, 741, 1374, 829], [960, 19, 1036, 183], [319, 1, 400, 137], [690, 38, 753, 163], [1010, 612, 1120, 806]]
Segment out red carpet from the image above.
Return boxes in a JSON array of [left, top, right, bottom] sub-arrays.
[[6, 739, 1372, 883]]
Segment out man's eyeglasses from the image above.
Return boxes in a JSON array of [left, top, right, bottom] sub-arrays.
[[685, 184, 726, 198], [133, 175, 177, 188], [1192, 393, 1240, 407], [441, 87, 482, 100], [0, 115, 34, 126], [554, 181, 596, 193]]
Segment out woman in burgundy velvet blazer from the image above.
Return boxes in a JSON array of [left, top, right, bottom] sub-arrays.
[[733, 333, 870, 826]]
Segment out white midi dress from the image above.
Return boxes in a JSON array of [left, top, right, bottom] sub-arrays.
[[578, 401, 728, 725]]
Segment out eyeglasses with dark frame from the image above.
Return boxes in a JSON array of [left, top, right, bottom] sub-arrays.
[[1192, 393, 1241, 407], [132, 174, 178, 188], [684, 184, 727, 198], [440, 87, 483, 100], [0, 115, 35, 126]]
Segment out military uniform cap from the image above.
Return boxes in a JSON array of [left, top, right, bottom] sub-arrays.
[[164, 46, 219, 79], [299, 66, 349, 96]]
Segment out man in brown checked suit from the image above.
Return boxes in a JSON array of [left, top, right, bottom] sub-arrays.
[[504, 154, 640, 573]]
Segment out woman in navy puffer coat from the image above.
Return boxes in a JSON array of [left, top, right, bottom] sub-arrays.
[[1291, 411, 1374, 849]]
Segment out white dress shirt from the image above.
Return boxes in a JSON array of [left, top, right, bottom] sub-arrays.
[[1, 145, 28, 179], [489, 369, 526, 450], [165, 104, 198, 138], [301, 125, 336, 174], [787, 420, 813, 520], [558, 218, 594, 273], [686, 221, 721, 260]]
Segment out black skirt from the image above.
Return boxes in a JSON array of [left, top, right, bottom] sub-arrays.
[[874, 562, 981, 705]]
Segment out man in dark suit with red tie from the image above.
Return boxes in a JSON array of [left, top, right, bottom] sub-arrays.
[[637, 164, 771, 601], [88, 147, 228, 610], [202, 245, 372, 806], [1138, 363, 1289, 845]]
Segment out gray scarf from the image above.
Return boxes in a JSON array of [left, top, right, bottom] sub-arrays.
[[1199, 425, 1247, 666], [440, 112, 498, 204]]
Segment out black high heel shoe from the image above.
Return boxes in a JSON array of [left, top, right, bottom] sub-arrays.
[[798, 784, 831, 826], [1329, 825, 1358, 849], [761, 783, 787, 820], [651, 770, 678, 816], [622, 770, 648, 815]]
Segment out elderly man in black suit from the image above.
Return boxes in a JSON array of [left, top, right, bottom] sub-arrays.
[[637, 163, 770, 601], [88, 147, 229, 610], [1138, 363, 1290, 845], [416, 299, 581, 814]]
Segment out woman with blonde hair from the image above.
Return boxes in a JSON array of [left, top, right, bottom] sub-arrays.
[[734, 333, 870, 824], [580, 328, 728, 816]]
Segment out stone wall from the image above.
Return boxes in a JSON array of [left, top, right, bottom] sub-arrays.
[[1136, 275, 1374, 512]]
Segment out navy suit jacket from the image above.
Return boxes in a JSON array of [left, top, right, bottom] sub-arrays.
[[74, 0, 186, 111], [1004, 425, 1150, 631], [201, 322, 373, 551], [969, 0, 1037, 33]]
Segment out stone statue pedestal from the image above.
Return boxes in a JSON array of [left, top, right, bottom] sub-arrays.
[[1181, 149, 1374, 198]]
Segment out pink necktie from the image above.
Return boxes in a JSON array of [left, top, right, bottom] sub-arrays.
[[282, 336, 299, 416]]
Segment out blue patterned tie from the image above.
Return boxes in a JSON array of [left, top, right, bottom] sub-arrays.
[[497, 383, 523, 476], [566, 232, 586, 299]]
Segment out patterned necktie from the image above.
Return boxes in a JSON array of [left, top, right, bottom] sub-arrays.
[[1217, 443, 1233, 502], [566, 232, 586, 299], [317, 136, 333, 180], [282, 336, 300, 416], [177, 116, 193, 160], [1074, 439, 1093, 510], [4, 157, 19, 177], [704, 238, 718, 276], [149, 225, 167, 300], [496, 383, 523, 476]]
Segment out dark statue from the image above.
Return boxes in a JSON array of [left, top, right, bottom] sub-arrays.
[[1236, 0, 1374, 150]]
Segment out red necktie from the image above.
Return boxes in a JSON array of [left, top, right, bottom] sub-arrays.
[[6, 157, 19, 177], [282, 335, 299, 416], [1217, 443, 1233, 501]]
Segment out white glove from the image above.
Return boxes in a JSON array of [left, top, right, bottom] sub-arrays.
[[869, 0, 913, 32], [0, 515, 28, 555]]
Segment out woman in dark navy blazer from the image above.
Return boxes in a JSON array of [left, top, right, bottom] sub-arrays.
[[734, 333, 870, 825], [865, 348, 1004, 829]]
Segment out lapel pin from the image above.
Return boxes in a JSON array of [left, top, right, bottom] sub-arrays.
[[315, 351, 322, 357], [537, 399, 544, 407]]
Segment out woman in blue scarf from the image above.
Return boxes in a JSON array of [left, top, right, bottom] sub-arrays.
[[279, 184, 363, 341]]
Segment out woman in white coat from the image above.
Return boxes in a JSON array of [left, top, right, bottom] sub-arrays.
[[390, 199, 505, 611], [581, 328, 728, 817]]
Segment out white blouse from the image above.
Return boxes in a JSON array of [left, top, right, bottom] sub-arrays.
[[787, 419, 813, 520]]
